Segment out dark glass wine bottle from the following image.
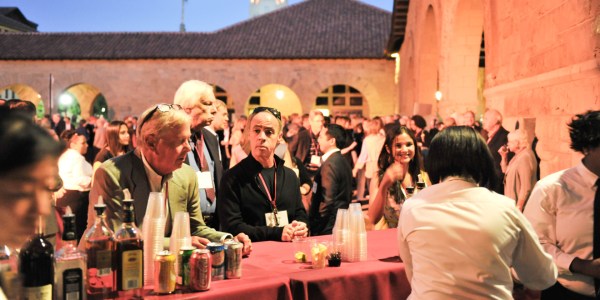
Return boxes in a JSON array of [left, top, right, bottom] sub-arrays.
[[115, 199, 144, 298], [82, 196, 116, 299], [19, 216, 54, 300], [55, 206, 87, 300]]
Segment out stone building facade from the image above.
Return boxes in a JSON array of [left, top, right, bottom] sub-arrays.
[[391, 0, 600, 177]]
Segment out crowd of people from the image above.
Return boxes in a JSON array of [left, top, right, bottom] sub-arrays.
[[1, 88, 599, 299]]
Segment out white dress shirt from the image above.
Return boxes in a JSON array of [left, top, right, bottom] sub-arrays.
[[58, 148, 93, 191], [398, 179, 557, 299], [524, 162, 599, 297]]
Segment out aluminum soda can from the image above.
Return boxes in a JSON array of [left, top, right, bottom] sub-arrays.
[[154, 250, 176, 294], [178, 246, 196, 287], [224, 240, 242, 279], [189, 249, 211, 291], [206, 242, 225, 281]]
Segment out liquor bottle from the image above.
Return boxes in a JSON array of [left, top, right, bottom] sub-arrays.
[[19, 216, 54, 300], [55, 206, 87, 300], [115, 196, 144, 298], [82, 196, 116, 299]]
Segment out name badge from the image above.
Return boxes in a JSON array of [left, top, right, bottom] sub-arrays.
[[265, 210, 289, 227], [312, 181, 318, 194], [196, 171, 214, 189], [310, 155, 321, 167]]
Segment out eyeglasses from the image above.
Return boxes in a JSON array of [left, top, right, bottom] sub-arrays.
[[139, 103, 183, 131], [253, 106, 281, 121]]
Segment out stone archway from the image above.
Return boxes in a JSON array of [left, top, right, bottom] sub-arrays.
[[441, 0, 484, 118], [59, 83, 106, 120], [0, 83, 45, 117], [415, 5, 440, 118], [245, 84, 302, 118]]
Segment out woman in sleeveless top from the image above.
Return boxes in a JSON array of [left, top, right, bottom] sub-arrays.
[[367, 125, 430, 228]]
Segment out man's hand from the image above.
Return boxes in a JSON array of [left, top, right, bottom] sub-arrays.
[[291, 221, 308, 238], [191, 236, 210, 249], [234, 233, 252, 256]]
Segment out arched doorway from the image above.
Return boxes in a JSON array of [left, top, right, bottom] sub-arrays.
[[0, 83, 45, 117], [58, 83, 107, 120], [315, 84, 369, 117], [246, 84, 301, 117]]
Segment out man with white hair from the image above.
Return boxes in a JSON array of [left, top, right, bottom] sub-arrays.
[[173, 80, 224, 229], [483, 109, 510, 194], [89, 103, 251, 254]]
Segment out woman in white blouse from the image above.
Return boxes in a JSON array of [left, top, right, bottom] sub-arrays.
[[58, 129, 93, 242], [398, 126, 556, 299]]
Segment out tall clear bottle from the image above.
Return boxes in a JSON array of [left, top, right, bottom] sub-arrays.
[[55, 206, 87, 300], [115, 198, 144, 298], [82, 196, 116, 299], [19, 216, 54, 300]]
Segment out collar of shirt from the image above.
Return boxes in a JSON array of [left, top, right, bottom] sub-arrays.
[[203, 126, 218, 137], [576, 160, 599, 189], [322, 148, 340, 162], [486, 126, 500, 142], [139, 150, 172, 192]]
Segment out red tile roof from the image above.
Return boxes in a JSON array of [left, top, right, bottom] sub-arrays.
[[0, 0, 391, 60]]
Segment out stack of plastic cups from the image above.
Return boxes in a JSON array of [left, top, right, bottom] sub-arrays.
[[169, 212, 192, 277], [142, 192, 166, 286], [347, 203, 367, 262], [332, 209, 349, 262]]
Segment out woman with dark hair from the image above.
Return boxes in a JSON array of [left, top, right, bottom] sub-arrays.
[[367, 124, 429, 229], [398, 126, 557, 299], [57, 129, 93, 241], [525, 110, 600, 299], [93, 120, 130, 170]]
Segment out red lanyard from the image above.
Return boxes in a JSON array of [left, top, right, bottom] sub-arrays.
[[257, 164, 278, 223]]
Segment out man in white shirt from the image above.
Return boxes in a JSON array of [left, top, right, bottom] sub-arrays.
[[525, 110, 600, 299]]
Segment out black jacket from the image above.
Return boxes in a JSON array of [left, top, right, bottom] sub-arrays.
[[309, 151, 353, 236], [217, 153, 308, 241]]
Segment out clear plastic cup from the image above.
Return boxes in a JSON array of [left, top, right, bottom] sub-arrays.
[[310, 240, 329, 269], [292, 236, 309, 263]]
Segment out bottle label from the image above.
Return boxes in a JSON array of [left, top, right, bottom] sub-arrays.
[[23, 284, 52, 300], [121, 250, 143, 290], [96, 249, 112, 276], [63, 268, 83, 300]]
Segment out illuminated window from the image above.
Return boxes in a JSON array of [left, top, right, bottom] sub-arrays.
[[315, 84, 366, 117]]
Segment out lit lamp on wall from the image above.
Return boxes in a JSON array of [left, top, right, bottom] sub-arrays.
[[434, 90, 442, 119], [435, 90, 442, 102], [275, 89, 284, 100]]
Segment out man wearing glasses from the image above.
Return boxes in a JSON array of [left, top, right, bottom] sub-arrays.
[[89, 103, 251, 255], [218, 106, 309, 242]]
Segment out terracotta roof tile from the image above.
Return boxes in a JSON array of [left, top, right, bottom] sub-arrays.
[[0, 0, 391, 60]]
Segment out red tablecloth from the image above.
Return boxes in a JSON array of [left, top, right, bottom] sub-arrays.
[[132, 229, 410, 299]]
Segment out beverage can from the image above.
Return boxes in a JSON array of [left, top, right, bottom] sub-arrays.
[[189, 249, 211, 291], [224, 240, 242, 279], [206, 242, 225, 281], [178, 246, 196, 287], [153, 250, 176, 294]]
